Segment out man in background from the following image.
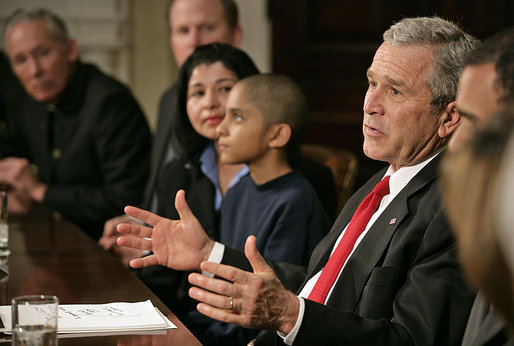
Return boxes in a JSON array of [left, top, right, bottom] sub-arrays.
[[448, 27, 514, 346], [0, 8, 151, 239], [449, 27, 514, 151]]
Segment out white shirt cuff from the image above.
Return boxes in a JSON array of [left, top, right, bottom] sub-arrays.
[[202, 241, 225, 277], [277, 296, 304, 345]]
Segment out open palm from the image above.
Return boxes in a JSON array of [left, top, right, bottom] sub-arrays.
[[117, 190, 215, 272]]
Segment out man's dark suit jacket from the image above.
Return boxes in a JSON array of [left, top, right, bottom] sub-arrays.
[[222, 155, 475, 345], [0, 62, 151, 239], [142, 84, 177, 211], [461, 293, 513, 346]]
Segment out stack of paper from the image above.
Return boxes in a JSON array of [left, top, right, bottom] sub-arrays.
[[0, 300, 176, 335]]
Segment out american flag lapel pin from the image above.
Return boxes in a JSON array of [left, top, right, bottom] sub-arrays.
[[389, 218, 397, 225]]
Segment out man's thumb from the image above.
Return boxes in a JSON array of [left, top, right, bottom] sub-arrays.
[[245, 235, 269, 273], [174, 189, 193, 221]]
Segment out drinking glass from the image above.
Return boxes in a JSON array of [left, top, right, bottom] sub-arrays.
[[11, 295, 59, 346], [0, 191, 7, 249]]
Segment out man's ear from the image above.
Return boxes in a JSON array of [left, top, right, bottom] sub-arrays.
[[231, 25, 243, 47], [66, 39, 79, 64], [268, 124, 292, 149], [438, 101, 460, 138]]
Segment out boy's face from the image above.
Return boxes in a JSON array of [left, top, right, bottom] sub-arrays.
[[216, 84, 270, 164]]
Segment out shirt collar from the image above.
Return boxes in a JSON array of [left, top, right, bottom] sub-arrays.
[[384, 151, 441, 201], [199, 143, 249, 211]]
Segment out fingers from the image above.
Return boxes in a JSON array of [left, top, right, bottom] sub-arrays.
[[195, 301, 240, 325], [245, 235, 271, 274], [174, 189, 195, 223], [124, 205, 162, 227], [188, 271, 238, 297], [97, 235, 114, 250], [188, 286, 236, 311], [103, 215, 128, 237], [189, 284, 242, 324], [198, 261, 249, 285], [129, 254, 159, 268], [116, 222, 153, 238], [116, 234, 153, 252]]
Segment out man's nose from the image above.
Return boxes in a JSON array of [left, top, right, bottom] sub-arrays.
[[26, 56, 43, 77], [189, 28, 202, 47], [363, 88, 384, 116]]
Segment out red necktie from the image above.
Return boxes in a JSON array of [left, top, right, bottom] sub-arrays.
[[308, 175, 390, 304]]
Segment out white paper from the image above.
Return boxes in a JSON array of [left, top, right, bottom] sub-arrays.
[[0, 300, 176, 334]]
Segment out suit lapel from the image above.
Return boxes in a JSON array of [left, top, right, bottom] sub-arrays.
[[321, 156, 440, 309], [188, 173, 219, 240], [300, 170, 385, 290], [144, 85, 177, 206], [152, 102, 174, 176], [476, 309, 508, 345], [465, 293, 509, 346]]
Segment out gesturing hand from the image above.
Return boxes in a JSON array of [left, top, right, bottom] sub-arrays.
[[116, 190, 215, 272], [187, 236, 300, 335]]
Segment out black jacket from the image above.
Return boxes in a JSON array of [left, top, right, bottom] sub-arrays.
[[0, 61, 151, 239]]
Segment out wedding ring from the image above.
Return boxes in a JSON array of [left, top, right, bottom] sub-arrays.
[[228, 296, 234, 310]]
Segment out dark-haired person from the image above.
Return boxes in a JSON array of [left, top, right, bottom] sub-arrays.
[[442, 108, 514, 346], [447, 27, 514, 346]]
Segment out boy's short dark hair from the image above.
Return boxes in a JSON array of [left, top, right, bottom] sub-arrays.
[[237, 73, 308, 147]]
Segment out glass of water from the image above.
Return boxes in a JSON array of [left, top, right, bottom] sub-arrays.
[[11, 295, 59, 346], [0, 190, 7, 249]]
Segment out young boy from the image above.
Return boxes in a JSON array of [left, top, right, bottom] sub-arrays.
[[188, 73, 331, 345], [216, 73, 330, 265]]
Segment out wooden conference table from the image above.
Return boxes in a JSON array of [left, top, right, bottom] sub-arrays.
[[0, 203, 201, 345]]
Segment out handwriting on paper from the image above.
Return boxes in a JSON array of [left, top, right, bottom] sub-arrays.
[[59, 306, 140, 319]]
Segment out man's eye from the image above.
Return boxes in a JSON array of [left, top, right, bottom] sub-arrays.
[[391, 88, 401, 96], [368, 81, 377, 88], [14, 56, 27, 65], [233, 114, 243, 122], [201, 25, 214, 32], [176, 27, 189, 35]]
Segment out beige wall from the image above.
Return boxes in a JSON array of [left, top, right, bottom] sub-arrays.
[[235, 0, 271, 73], [131, 0, 174, 130]]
